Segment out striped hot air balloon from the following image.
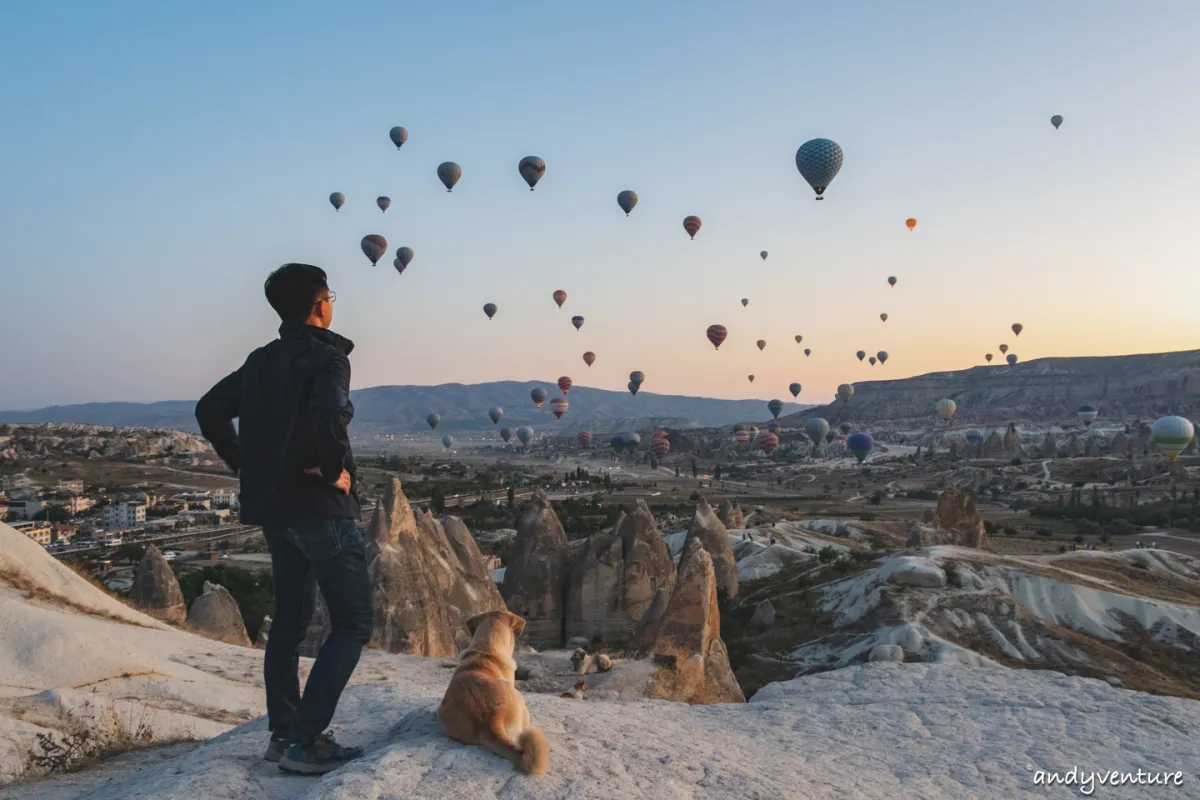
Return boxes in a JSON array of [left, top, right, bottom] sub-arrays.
[[756, 432, 780, 456], [1152, 416, 1194, 461], [706, 325, 728, 349], [650, 437, 671, 459], [734, 429, 750, 446], [557, 376, 572, 394], [550, 397, 568, 419], [683, 216, 701, 239], [577, 431, 593, 448]]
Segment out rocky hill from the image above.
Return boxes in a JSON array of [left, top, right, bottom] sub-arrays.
[[1, 382, 805, 436], [0, 423, 214, 464], [785, 348, 1200, 427]]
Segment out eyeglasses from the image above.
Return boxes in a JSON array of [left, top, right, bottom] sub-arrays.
[[315, 292, 336, 305]]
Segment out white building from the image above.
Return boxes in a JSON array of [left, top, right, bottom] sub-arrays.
[[104, 501, 146, 530], [12, 521, 52, 546], [212, 487, 238, 507]]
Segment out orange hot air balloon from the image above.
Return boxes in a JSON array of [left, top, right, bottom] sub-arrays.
[[553, 290, 567, 308], [583, 351, 596, 367], [706, 324, 728, 350], [557, 376, 572, 394], [683, 216, 702, 239], [1012, 322, 1023, 336], [906, 218, 917, 231]]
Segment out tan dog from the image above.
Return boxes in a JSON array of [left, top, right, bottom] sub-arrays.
[[437, 610, 549, 776]]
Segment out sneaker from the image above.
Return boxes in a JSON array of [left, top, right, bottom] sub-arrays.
[[264, 733, 290, 762], [278, 732, 364, 775]]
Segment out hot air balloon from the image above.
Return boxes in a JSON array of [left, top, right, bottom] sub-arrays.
[[985, 353, 994, 363], [734, 429, 750, 446], [804, 349, 811, 357], [683, 216, 701, 239], [389, 126, 408, 149], [610, 434, 625, 451], [767, 422, 782, 435], [747, 426, 759, 442], [500, 427, 513, 443], [651, 437, 671, 459], [571, 316, 584, 330], [1151, 416, 1194, 460], [905, 218, 917, 231], [617, 190, 638, 216], [857, 351, 866, 362], [531, 388, 547, 408], [888, 276, 897, 287], [837, 384, 854, 404], [628, 381, 639, 397], [483, 303, 497, 319], [396, 247, 414, 269], [936, 399, 956, 421], [488, 407, 503, 424], [748, 375, 755, 383], [377, 196, 391, 213], [756, 432, 780, 456], [1012, 323, 1023, 336], [624, 432, 642, 450], [760, 251, 769, 262], [630, 371, 644, 388], [877, 351, 889, 365], [360, 235, 387, 266], [795, 138, 843, 200], [516, 426, 533, 446], [577, 431, 593, 448], [706, 325, 728, 350], [557, 376, 572, 394], [768, 399, 783, 419], [437, 162, 462, 192], [426, 413, 440, 430], [966, 430, 983, 444], [880, 313, 888, 323], [869, 357, 877, 366], [441, 434, 454, 450], [1051, 115, 1063, 130], [741, 298, 750, 308], [839, 422, 853, 435], [1007, 354, 1018, 366], [847, 432, 873, 463], [789, 382, 802, 398], [795, 335, 803, 343], [1078, 404, 1098, 427], [756, 339, 766, 351], [806, 417, 830, 445], [518, 156, 545, 190], [583, 351, 596, 367], [547, 290, 568, 310], [329, 192, 345, 211], [999, 344, 1009, 354], [392, 258, 406, 275], [550, 397, 568, 420]]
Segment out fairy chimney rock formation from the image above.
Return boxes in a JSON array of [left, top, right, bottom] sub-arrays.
[[717, 500, 745, 530], [501, 489, 570, 648], [187, 581, 251, 647], [682, 498, 738, 599], [932, 488, 990, 549], [129, 545, 186, 625]]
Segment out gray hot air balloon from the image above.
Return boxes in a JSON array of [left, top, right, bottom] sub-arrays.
[[877, 351, 889, 365], [441, 434, 454, 450], [629, 371, 645, 387], [389, 126, 408, 149], [500, 427, 513, 443], [628, 381, 639, 396], [516, 426, 533, 446], [789, 382, 802, 398], [518, 156, 545, 190], [531, 387, 548, 408], [760, 251, 768, 261], [806, 417, 830, 446], [488, 407, 503, 424], [617, 190, 638, 216], [839, 422, 853, 435], [1051, 115, 1063, 130], [426, 413, 440, 430], [795, 138, 844, 200], [483, 303, 497, 319], [395, 247, 414, 270], [329, 192, 345, 211], [768, 399, 784, 419], [438, 162, 462, 192], [856, 350, 866, 362], [360, 234, 388, 266], [1007, 354, 1018, 366]]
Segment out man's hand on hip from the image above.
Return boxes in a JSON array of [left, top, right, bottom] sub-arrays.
[[304, 467, 353, 495]]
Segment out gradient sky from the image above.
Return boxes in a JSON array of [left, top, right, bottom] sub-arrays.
[[3, 1, 1199, 410]]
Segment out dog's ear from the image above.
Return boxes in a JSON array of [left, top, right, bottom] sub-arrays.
[[508, 613, 527, 638], [466, 612, 490, 636]]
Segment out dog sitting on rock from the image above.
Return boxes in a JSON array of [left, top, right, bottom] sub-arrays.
[[570, 648, 613, 675]]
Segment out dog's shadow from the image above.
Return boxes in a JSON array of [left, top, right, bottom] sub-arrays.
[[388, 706, 442, 742]]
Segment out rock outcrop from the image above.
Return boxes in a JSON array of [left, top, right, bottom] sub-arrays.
[[682, 498, 738, 599], [501, 490, 570, 648], [646, 538, 745, 704], [256, 615, 272, 647], [129, 545, 186, 624], [629, 587, 669, 651], [749, 599, 776, 629], [565, 501, 676, 643], [186, 581, 251, 646], [717, 500, 745, 530], [931, 488, 989, 549], [1003, 423, 1019, 454]]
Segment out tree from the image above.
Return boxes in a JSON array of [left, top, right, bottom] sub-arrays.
[[714, 465, 722, 482], [691, 460, 698, 479], [506, 486, 515, 508], [431, 486, 446, 515], [114, 543, 146, 564], [604, 473, 613, 492]]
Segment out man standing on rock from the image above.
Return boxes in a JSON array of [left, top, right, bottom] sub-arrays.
[[195, 262, 372, 775]]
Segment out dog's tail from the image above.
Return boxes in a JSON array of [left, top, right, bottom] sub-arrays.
[[485, 725, 549, 776]]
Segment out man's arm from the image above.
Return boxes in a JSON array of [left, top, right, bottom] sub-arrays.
[[309, 352, 353, 482], [195, 369, 242, 474]]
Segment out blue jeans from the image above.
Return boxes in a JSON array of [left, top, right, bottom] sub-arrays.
[[262, 518, 373, 744]]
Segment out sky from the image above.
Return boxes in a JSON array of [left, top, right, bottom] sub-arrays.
[[2, 1, 1199, 410]]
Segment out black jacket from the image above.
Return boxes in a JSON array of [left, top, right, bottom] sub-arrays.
[[195, 322, 360, 525]]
